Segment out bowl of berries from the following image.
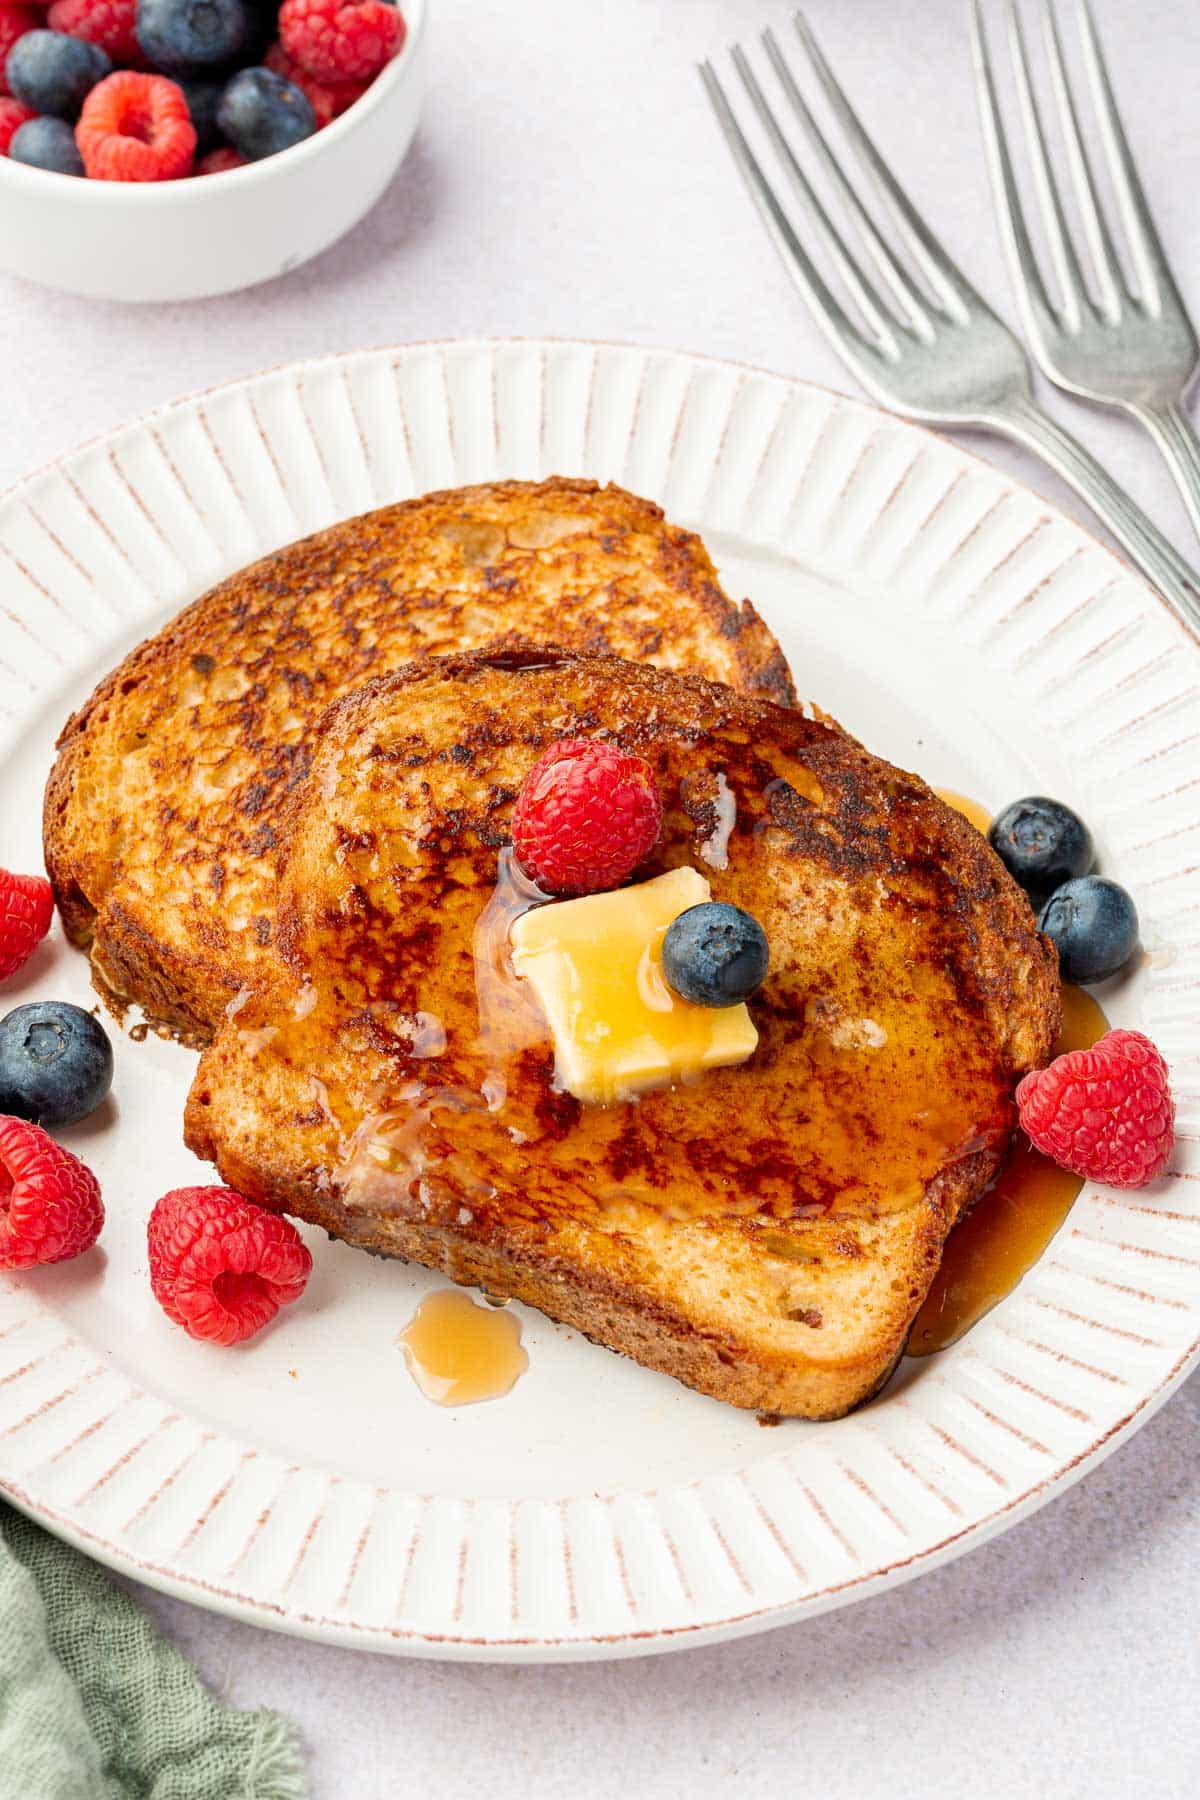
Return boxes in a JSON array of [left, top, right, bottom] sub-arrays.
[[0, 0, 425, 299]]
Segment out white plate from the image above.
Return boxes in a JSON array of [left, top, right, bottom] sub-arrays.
[[0, 340, 1197, 1663]]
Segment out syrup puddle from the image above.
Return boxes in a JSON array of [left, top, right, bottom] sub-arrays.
[[398, 1288, 528, 1406], [909, 983, 1108, 1355], [935, 788, 992, 834]]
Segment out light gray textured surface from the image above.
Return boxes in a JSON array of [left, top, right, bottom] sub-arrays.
[[2, 1, 1198, 1794], [124, 1372, 1199, 1798]]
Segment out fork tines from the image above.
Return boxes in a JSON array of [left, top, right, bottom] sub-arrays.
[[699, 13, 986, 371], [972, 0, 1179, 326]]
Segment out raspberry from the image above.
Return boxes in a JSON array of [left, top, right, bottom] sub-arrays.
[[76, 69, 194, 179], [512, 738, 663, 896], [195, 143, 244, 173], [0, 4, 38, 97], [265, 38, 366, 126], [0, 1117, 103, 1269], [1017, 1028, 1175, 1190], [46, 0, 139, 64], [147, 1186, 312, 1345], [0, 93, 34, 152], [0, 869, 53, 981], [278, 0, 404, 83]]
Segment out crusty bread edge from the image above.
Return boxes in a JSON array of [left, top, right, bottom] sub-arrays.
[[42, 477, 797, 1043], [180, 644, 1059, 1418], [187, 1069, 997, 1421]]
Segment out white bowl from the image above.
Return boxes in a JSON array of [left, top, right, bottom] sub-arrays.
[[0, 0, 427, 302]]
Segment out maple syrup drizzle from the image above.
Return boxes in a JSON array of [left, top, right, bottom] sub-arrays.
[[909, 982, 1108, 1355], [471, 847, 552, 1116], [935, 788, 993, 834], [397, 1287, 528, 1406]]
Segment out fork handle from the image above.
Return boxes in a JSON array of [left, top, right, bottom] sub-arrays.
[[1126, 400, 1200, 547], [985, 395, 1200, 637]]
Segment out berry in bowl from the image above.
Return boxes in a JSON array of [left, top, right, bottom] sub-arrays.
[[0, 0, 426, 299]]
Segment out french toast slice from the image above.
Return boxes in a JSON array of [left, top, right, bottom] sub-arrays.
[[44, 478, 794, 1045], [185, 647, 1059, 1419]]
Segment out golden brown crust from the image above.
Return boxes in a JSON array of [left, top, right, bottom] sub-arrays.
[[185, 1110, 990, 1420], [44, 478, 797, 1042], [185, 645, 1060, 1419]]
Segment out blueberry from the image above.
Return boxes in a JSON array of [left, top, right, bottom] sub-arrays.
[[8, 116, 85, 176], [135, 0, 252, 73], [217, 66, 316, 160], [1037, 877, 1139, 984], [7, 32, 111, 121], [988, 795, 1094, 903], [0, 1003, 113, 1128], [240, 0, 278, 60], [178, 76, 225, 154], [662, 902, 769, 1008]]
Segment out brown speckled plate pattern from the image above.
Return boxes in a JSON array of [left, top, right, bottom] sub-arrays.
[[0, 340, 1196, 1661]]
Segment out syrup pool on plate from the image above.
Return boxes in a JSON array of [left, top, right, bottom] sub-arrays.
[[398, 1287, 529, 1405], [909, 982, 1108, 1355], [935, 788, 993, 833]]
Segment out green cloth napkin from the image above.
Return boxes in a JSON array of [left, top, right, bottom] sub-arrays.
[[0, 1502, 306, 1799]]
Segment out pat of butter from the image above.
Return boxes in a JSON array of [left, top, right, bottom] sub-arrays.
[[509, 867, 758, 1105]]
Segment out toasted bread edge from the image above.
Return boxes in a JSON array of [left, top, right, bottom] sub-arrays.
[[42, 479, 798, 1043]]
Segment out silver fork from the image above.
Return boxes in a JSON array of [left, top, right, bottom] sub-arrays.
[[973, 0, 1200, 543], [700, 13, 1200, 633]]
